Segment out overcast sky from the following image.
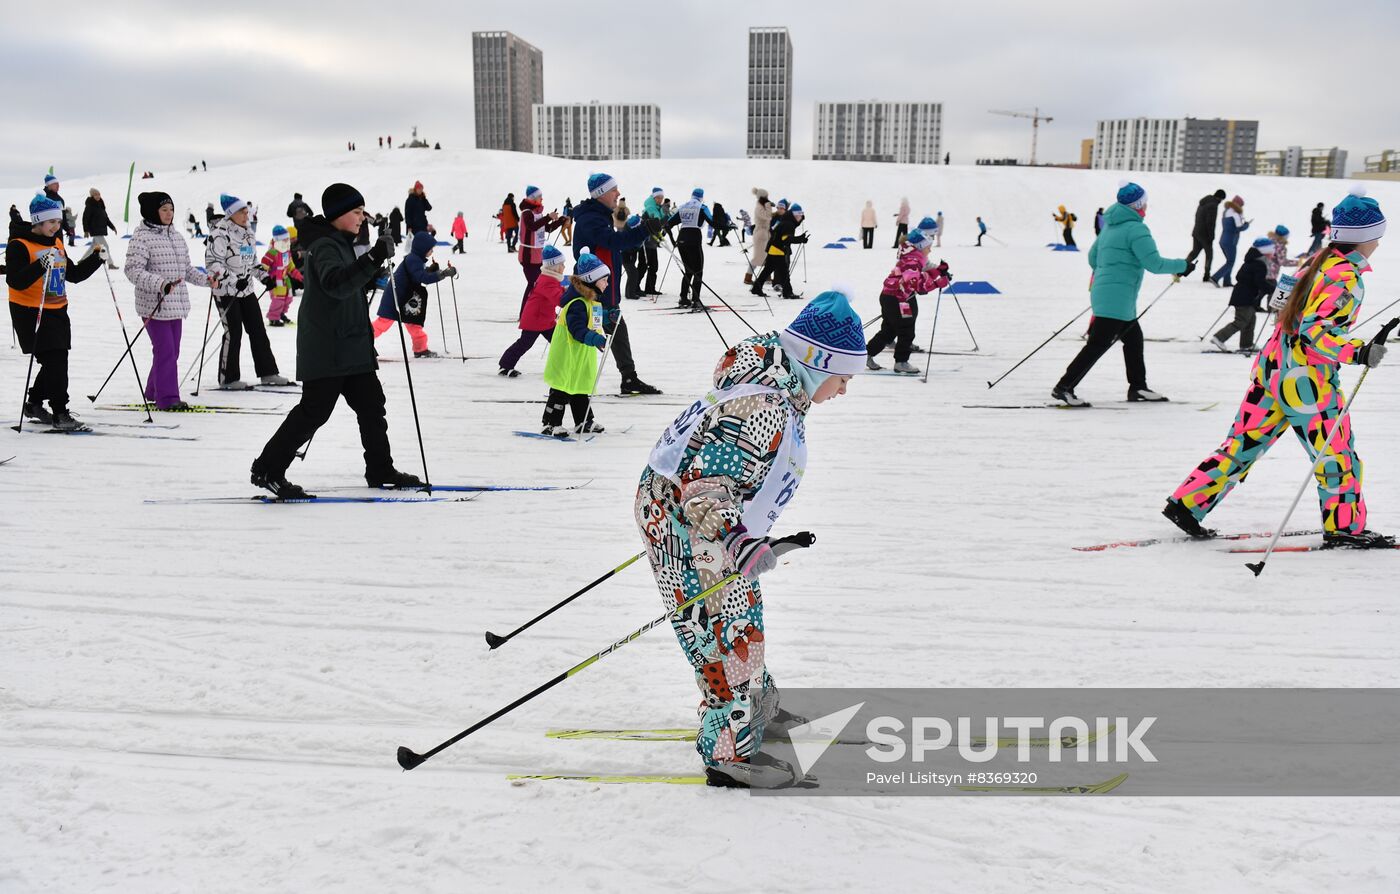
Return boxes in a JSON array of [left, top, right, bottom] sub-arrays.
[[4, 0, 1395, 184]]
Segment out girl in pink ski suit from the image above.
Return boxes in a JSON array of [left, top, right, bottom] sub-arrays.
[[864, 228, 950, 371], [261, 225, 301, 325]]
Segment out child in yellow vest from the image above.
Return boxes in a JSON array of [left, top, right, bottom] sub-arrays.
[[540, 252, 610, 437]]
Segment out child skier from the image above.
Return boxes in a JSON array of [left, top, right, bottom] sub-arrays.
[[1264, 223, 1299, 292], [450, 212, 468, 254], [1166, 188, 1393, 548], [8, 194, 105, 430], [260, 225, 301, 326], [633, 289, 865, 787], [206, 193, 289, 389], [865, 228, 952, 373], [1210, 237, 1274, 353], [498, 245, 565, 377], [539, 252, 610, 436], [1054, 204, 1077, 247], [373, 230, 457, 358]]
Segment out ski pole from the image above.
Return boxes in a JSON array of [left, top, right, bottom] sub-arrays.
[[1356, 297, 1400, 330], [295, 431, 315, 462], [576, 306, 625, 434], [920, 288, 943, 384], [1100, 278, 1179, 355], [484, 551, 648, 649], [951, 295, 979, 352], [388, 267, 431, 490], [1199, 305, 1231, 341], [182, 304, 219, 385], [986, 304, 1092, 389], [11, 256, 54, 433], [398, 570, 744, 770], [1246, 317, 1400, 577], [433, 278, 447, 352], [448, 269, 465, 362], [663, 229, 758, 338], [658, 240, 675, 290], [88, 264, 153, 420]]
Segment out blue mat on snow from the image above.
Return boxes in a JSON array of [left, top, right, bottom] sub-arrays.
[[1046, 243, 1079, 252], [435, 239, 452, 246], [838, 236, 857, 242], [945, 280, 1000, 295], [823, 242, 847, 249]]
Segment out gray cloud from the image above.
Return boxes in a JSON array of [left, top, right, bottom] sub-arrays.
[[4, 0, 1396, 183]]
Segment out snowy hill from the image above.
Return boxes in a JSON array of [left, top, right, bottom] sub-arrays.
[[3, 150, 1399, 893]]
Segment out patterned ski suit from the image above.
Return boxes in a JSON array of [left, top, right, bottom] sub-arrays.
[[1171, 250, 1372, 534], [634, 334, 810, 768]]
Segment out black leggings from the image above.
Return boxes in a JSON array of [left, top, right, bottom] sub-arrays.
[[865, 294, 917, 362], [1056, 316, 1147, 393]]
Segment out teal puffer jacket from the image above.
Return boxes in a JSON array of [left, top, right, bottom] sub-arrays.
[[1087, 203, 1186, 321]]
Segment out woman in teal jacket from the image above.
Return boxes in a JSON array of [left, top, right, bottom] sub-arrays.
[[1052, 182, 1192, 407]]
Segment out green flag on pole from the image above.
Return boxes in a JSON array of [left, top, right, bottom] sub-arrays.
[[122, 162, 135, 233]]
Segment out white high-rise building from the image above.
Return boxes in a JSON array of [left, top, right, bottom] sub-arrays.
[[531, 102, 660, 161], [1092, 117, 1258, 174], [1257, 146, 1348, 178], [813, 101, 943, 165], [471, 31, 544, 153], [747, 27, 792, 159]]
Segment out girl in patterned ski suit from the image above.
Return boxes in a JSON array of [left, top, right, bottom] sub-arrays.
[[634, 290, 866, 788], [1165, 189, 1393, 548]]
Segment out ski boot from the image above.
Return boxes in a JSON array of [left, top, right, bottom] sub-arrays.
[[620, 375, 661, 396], [250, 464, 313, 500], [865, 356, 883, 371], [260, 374, 293, 386], [22, 401, 53, 425], [575, 418, 605, 435], [1050, 386, 1090, 407], [1322, 529, 1396, 549], [893, 360, 920, 375], [704, 753, 817, 789], [219, 380, 253, 391], [161, 402, 194, 412], [268, 318, 285, 327], [498, 368, 521, 378], [414, 349, 442, 359], [1127, 388, 1169, 402], [49, 410, 90, 432], [366, 468, 425, 489], [1209, 336, 1230, 353], [1162, 499, 1217, 539], [542, 424, 572, 439]]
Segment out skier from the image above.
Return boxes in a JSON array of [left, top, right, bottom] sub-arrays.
[[1094, 208, 1105, 237], [865, 228, 952, 373], [1051, 182, 1191, 407], [1210, 195, 1250, 287], [737, 207, 752, 243], [560, 198, 574, 246], [205, 202, 218, 230], [498, 193, 519, 252], [1054, 204, 1077, 247], [640, 187, 667, 296], [1263, 224, 1300, 292], [450, 212, 468, 254], [633, 289, 865, 788], [498, 245, 565, 378], [1308, 202, 1328, 254], [709, 202, 732, 247], [1184, 190, 1226, 282], [751, 199, 803, 299], [286, 192, 313, 226], [976, 216, 988, 246], [1209, 237, 1274, 353], [8, 194, 105, 430], [860, 200, 877, 249], [405, 182, 434, 238], [746, 188, 772, 284], [539, 252, 610, 436], [250, 183, 423, 499], [81, 188, 119, 269], [187, 212, 204, 238], [517, 185, 563, 312], [667, 187, 714, 311], [388, 206, 404, 245], [935, 211, 944, 248], [568, 171, 663, 395], [124, 191, 212, 411], [372, 230, 456, 358], [1165, 188, 1393, 548], [892, 196, 910, 247], [205, 194, 290, 389], [259, 225, 301, 326]]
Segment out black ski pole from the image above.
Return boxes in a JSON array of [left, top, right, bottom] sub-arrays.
[[987, 304, 1091, 389], [388, 267, 431, 490], [399, 570, 744, 770], [448, 269, 465, 362], [433, 278, 447, 352], [1246, 317, 1400, 577], [484, 551, 647, 649], [663, 228, 759, 337], [920, 288, 944, 384], [656, 230, 731, 350], [1356, 296, 1400, 330], [88, 264, 153, 420], [12, 257, 54, 433], [951, 294, 980, 352], [181, 306, 219, 385], [295, 431, 315, 462], [1199, 305, 1231, 341]]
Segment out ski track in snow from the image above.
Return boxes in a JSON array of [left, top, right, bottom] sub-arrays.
[[2, 152, 1399, 892]]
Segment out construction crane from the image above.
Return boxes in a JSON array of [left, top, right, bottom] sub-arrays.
[[988, 108, 1054, 166]]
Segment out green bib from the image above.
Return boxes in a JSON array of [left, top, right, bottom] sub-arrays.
[[543, 295, 604, 394]]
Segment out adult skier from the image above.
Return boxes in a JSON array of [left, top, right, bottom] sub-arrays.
[[81, 188, 118, 269], [1185, 189, 1226, 281], [640, 187, 667, 296], [250, 183, 423, 499], [634, 289, 865, 787], [667, 187, 714, 311], [405, 182, 433, 238], [1210, 195, 1250, 287], [1051, 182, 1191, 407], [1053, 205, 1077, 247], [569, 171, 662, 395], [517, 185, 563, 312], [1166, 188, 1392, 548], [860, 200, 877, 249], [746, 188, 772, 284], [892, 196, 910, 247]]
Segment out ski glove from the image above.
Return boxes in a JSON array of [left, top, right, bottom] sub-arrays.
[[1180, 260, 1197, 278], [368, 234, 395, 264], [162, 280, 178, 295], [442, 266, 459, 279], [1357, 341, 1388, 368], [605, 307, 620, 327], [732, 531, 816, 578], [642, 216, 665, 238], [584, 331, 608, 350], [626, 214, 642, 229]]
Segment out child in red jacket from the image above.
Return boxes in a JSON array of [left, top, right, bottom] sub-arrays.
[[498, 244, 566, 377], [865, 228, 951, 373]]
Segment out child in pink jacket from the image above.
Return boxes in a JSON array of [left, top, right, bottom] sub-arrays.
[[260, 225, 302, 326], [865, 227, 951, 373], [497, 245, 566, 377], [450, 212, 468, 254]]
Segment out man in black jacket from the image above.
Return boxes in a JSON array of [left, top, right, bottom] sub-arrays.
[[250, 183, 423, 499], [81, 188, 119, 269], [285, 192, 313, 225], [1308, 202, 1327, 254], [1184, 189, 1226, 282]]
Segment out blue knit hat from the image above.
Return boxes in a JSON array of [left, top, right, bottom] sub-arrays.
[[918, 216, 937, 231], [542, 244, 566, 268], [779, 289, 866, 379], [575, 251, 609, 283], [1331, 186, 1386, 243], [1116, 181, 1147, 209], [28, 194, 63, 225], [651, 186, 664, 197], [43, 173, 58, 189], [587, 173, 617, 199], [906, 228, 932, 251], [220, 193, 249, 216], [776, 198, 789, 210], [271, 225, 288, 238], [691, 187, 704, 199], [1274, 224, 1290, 237], [1251, 236, 1275, 254], [525, 185, 541, 201], [790, 203, 804, 215]]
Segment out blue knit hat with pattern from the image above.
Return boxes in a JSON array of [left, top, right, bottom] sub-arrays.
[[918, 216, 937, 231], [28, 194, 63, 224], [691, 187, 704, 199], [1116, 181, 1147, 209], [525, 185, 541, 201], [43, 173, 58, 189], [1274, 224, 1289, 237], [779, 289, 866, 381], [1331, 186, 1385, 243], [542, 244, 566, 268], [906, 228, 932, 251], [575, 251, 609, 283], [587, 173, 617, 199], [220, 193, 249, 216], [1251, 236, 1275, 254]]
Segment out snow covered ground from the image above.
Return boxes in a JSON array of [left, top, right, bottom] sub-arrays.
[[3, 150, 1399, 892]]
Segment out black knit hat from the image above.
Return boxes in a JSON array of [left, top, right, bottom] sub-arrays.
[[322, 183, 365, 222], [138, 191, 173, 224]]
